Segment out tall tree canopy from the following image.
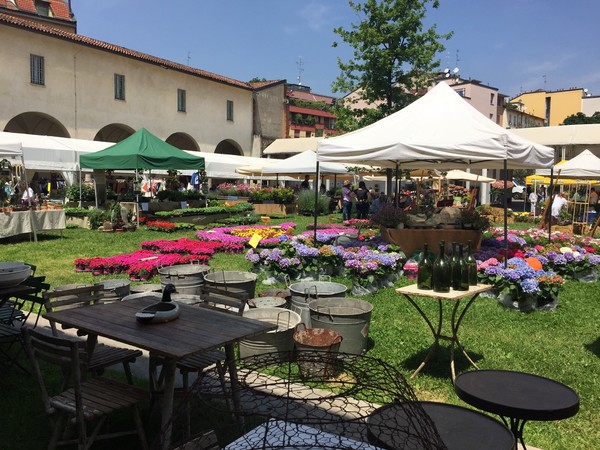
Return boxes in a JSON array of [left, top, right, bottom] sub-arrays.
[[562, 111, 600, 125], [332, 0, 452, 131]]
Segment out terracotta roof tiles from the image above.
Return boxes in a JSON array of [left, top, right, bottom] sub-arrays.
[[0, 12, 253, 90]]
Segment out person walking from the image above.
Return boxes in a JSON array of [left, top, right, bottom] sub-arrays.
[[590, 187, 599, 214], [341, 179, 354, 221], [529, 190, 538, 215], [300, 175, 310, 190], [355, 181, 370, 219]]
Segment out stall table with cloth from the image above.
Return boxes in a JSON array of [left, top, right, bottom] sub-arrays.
[[396, 284, 491, 380], [43, 297, 275, 449], [0, 210, 65, 239]]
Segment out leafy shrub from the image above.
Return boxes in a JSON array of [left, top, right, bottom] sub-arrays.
[[64, 207, 90, 217], [297, 190, 329, 215], [66, 183, 95, 201], [156, 189, 186, 202], [87, 208, 110, 230]]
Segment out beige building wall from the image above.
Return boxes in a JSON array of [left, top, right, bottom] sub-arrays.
[[513, 89, 584, 127], [582, 96, 600, 117], [0, 22, 254, 154]]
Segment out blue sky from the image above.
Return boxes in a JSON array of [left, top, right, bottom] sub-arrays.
[[74, 0, 600, 99]]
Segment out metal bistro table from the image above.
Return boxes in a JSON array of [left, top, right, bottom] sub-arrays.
[[43, 297, 276, 450], [396, 284, 491, 380], [454, 370, 580, 450], [368, 401, 515, 450]]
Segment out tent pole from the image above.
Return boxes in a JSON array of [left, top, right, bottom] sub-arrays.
[[503, 159, 508, 264], [20, 150, 37, 242], [313, 161, 320, 243], [548, 167, 554, 240]]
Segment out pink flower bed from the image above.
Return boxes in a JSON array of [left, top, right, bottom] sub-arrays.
[[73, 238, 234, 279], [196, 222, 296, 248]]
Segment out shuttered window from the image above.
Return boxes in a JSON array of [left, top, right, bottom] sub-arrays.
[[30, 54, 45, 85]]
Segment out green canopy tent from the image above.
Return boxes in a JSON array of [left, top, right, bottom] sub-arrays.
[[79, 128, 205, 221], [80, 128, 205, 171]]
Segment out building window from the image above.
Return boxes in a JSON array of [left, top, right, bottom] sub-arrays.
[[30, 54, 45, 85], [490, 93, 495, 105], [177, 89, 186, 112], [34, 0, 50, 16], [114, 74, 125, 100], [489, 113, 493, 120], [455, 88, 465, 97], [226, 100, 234, 121]]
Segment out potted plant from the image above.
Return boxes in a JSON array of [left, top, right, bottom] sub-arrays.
[[371, 204, 408, 229], [460, 208, 490, 231]]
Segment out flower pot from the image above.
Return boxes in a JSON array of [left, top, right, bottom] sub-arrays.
[[574, 268, 598, 283]]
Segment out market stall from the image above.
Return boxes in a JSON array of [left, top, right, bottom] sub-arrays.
[[317, 82, 554, 249]]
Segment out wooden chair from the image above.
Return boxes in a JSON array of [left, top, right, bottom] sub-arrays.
[[43, 285, 143, 384], [21, 326, 149, 450], [177, 284, 249, 393], [149, 285, 248, 438]]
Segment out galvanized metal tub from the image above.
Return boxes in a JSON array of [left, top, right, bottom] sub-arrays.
[[239, 308, 301, 359], [94, 279, 130, 303], [204, 271, 258, 299], [288, 281, 347, 328], [309, 297, 373, 355], [248, 296, 287, 309], [293, 326, 343, 380], [158, 264, 210, 296]]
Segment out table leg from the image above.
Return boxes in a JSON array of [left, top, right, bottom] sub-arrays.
[[224, 343, 245, 428], [450, 294, 480, 380], [156, 358, 177, 450], [404, 294, 443, 378], [500, 416, 528, 450]]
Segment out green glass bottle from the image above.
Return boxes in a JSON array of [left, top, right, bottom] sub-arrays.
[[433, 240, 450, 293], [451, 242, 462, 290], [457, 243, 470, 291], [466, 240, 478, 286], [417, 243, 433, 290]]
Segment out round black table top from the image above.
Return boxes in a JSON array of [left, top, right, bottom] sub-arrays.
[[454, 370, 580, 422], [368, 401, 515, 450]]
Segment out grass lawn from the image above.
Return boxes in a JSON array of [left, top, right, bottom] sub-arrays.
[[1, 216, 599, 449]]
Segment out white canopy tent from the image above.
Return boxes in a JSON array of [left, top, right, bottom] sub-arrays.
[[317, 82, 555, 247], [548, 149, 600, 179], [0, 132, 113, 184], [444, 170, 495, 183], [263, 137, 324, 155], [317, 82, 554, 170], [261, 150, 349, 176]]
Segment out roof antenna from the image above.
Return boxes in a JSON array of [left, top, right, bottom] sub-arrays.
[[187, 51, 191, 66], [296, 56, 304, 85]]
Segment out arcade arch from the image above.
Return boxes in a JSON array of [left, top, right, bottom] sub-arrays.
[[4, 111, 69, 137]]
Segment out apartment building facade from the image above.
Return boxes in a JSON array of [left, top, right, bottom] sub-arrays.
[[0, 10, 258, 156]]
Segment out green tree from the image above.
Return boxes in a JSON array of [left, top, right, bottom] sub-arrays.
[[562, 111, 600, 125], [332, 0, 452, 131]]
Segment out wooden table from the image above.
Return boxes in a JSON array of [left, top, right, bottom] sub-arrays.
[[44, 297, 276, 449], [396, 284, 491, 380], [454, 370, 580, 450], [0, 283, 36, 310]]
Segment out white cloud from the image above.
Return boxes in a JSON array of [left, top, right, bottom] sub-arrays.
[[300, 1, 335, 31]]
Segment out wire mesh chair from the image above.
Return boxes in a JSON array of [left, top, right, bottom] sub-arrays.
[[165, 351, 445, 450]]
